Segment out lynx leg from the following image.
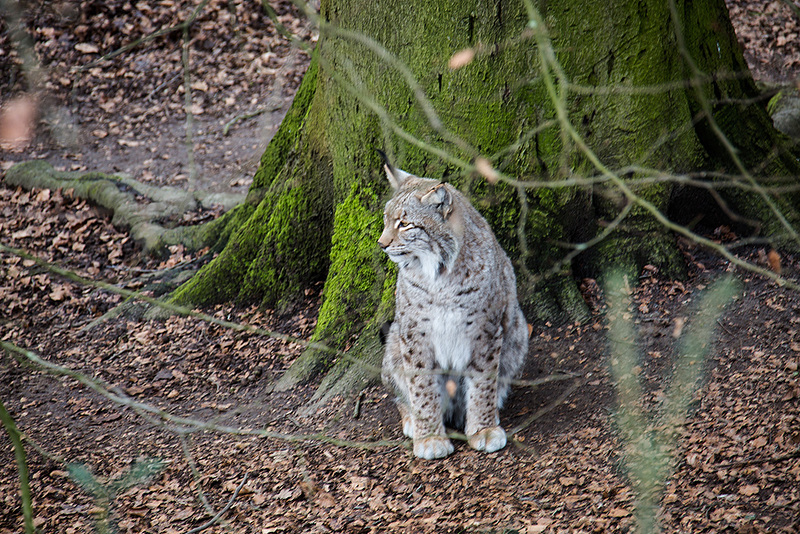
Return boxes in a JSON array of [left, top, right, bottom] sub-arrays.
[[383, 326, 418, 440], [395, 402, 413, 438], [464, 344, 507, 453], [406, 367, 453, 459]]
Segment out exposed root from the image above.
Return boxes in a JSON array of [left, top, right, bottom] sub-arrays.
[[4, 160, 245, 257]]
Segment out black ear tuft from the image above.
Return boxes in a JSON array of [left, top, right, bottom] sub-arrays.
[[376, 149, 391, 168], [378, 149, 415, 190]]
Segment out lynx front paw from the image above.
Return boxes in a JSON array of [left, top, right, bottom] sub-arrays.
[[413, 436, 454, 459], [467, 426, 507, 453]]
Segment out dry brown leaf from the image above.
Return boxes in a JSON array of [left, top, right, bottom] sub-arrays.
[[738, 484, 759, 496], [48, 284, 70, 302], [171, 508, 193, 521], [315, 491, 335, 508], [74, 42, 99, 54], [276, 487, 301, 500], [767, 249, 781, 274]]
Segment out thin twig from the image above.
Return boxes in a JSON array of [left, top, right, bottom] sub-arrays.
[[524, 7, 799, 291], [0, 398, 34, 534], [179, 435, 216, 516], [77, 0, 212, 72], [0, 242, 348, 362], [1, 339, 400, 451], [182, 24, 197, 191], [222, 107, 280, 136], [507, 377, 583, 436], [0, 0, 43, 91], [717, 449, 800, 469], [353, 391, 365, 419], [186, 474, 248, 534], [668, 0, 800, 249]]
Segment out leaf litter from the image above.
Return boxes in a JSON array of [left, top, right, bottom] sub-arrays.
[[1, 0, 800, 532], [1, 181, 799, 534]]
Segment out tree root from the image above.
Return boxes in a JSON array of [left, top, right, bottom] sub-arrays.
[[3, 160, 250, 323], [3, 160, 245, 257]]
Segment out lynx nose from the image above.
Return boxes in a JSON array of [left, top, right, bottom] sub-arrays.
[[378, 231, 392, 250]]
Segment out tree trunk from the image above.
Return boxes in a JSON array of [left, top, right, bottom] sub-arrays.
[[171, 0, 800, 398]]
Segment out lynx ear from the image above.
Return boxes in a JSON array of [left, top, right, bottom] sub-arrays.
[[384, 164, 416, 190], [377, 149, 414, 190], [420, 184, 453, 219]]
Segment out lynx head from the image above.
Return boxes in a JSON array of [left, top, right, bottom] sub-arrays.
[[378, 162, 463, 279]]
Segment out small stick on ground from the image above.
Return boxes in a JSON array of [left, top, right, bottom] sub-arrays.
[[186, 473, 249, 534], [717, 449, 800, 469]]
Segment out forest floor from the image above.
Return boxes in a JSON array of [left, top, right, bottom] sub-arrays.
[[1, 0, 800, 533]]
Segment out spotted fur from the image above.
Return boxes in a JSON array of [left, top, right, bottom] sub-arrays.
[[378, 162, 528, 460]]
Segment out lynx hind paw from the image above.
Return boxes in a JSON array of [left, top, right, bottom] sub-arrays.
[[413, 436, 454, 460], [467, 426, 507, 453], [401, 414, 414, 438]]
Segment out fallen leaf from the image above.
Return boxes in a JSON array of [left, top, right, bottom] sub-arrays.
[[767, 249, 781, 274], [172, 508, 193, 521], [48, 284, 69, 302], [276, 487, 301, 500], [738, 484, 759, 496], [609, 507, 631, 518], [75, 42, 99, 54], [315, 491, 335, 508]]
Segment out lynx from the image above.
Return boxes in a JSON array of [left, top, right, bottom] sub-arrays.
[[378, 159, 528, 460]]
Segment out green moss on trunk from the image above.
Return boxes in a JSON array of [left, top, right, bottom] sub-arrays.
[[171, 54, 334, 308], [274, 183, 390, 389]]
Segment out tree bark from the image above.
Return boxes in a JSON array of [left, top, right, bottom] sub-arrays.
[[172, 0, 800, 396]]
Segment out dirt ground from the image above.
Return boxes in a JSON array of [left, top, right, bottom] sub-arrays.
[[2, 0, 800, 533]]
